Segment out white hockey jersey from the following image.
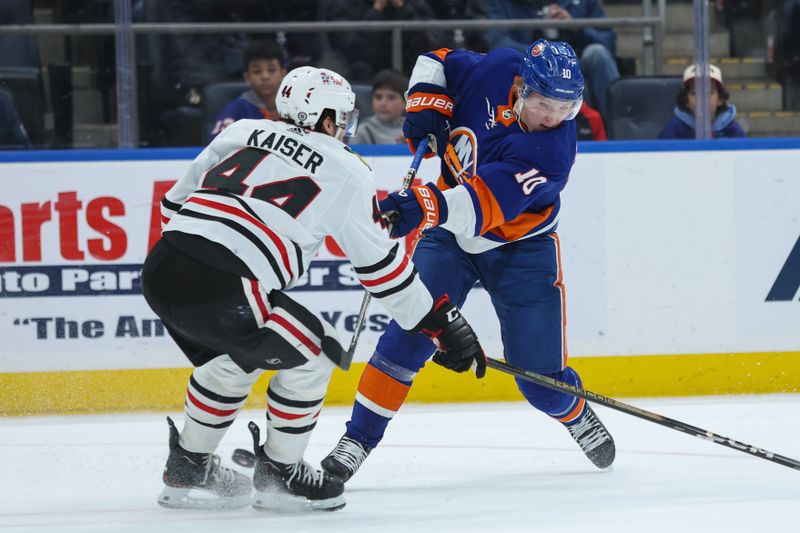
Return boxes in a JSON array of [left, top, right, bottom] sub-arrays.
[[160, 119, 433, 330]]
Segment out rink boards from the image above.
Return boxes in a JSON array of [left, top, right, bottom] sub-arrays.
[[1, 139, 799, 415]]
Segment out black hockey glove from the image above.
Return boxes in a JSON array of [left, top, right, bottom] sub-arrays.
[[413, 295, 486, 378], [403, 82, 453, 158]]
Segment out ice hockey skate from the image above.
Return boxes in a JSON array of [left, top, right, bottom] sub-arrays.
[[157, 417, 252, 510], [248, 422, 345, 512], [565, 405, 616, 468], [321, 434, 372, 482]]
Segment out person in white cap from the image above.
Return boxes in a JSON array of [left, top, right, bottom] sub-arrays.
[[658, 63, 746, 139]]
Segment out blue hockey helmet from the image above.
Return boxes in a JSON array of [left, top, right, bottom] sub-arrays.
[[519, 39, 584, 120]]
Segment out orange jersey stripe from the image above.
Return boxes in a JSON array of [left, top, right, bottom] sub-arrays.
[[558, 397, 585, 424], [489, 205, 555, 241], [550, 233, 568, 368], [357, 364, 411, 412], [429, 48, 452, 62], [468, 174, 506, 234]]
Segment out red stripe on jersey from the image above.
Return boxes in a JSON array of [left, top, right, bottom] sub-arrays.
[[250, 279, 270, 323], [268, 405, 318, 420], [359, 253, 410, 287], [186, 196, 293, 280], [186, 389, 238, 417], [270, 313, 321, 356]]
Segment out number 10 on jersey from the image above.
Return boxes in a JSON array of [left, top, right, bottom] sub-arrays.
[[514, 168, 546, 195]]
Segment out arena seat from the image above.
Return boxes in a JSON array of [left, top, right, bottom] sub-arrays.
[[351, 83, 373, 119], [605, 76, 683, 140], [0, 67, 45, 147], [202, 81, 249, 141]]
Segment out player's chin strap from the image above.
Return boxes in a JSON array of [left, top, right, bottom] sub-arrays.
[[478, 357, 800, 472], [345, 136, 433, 361]]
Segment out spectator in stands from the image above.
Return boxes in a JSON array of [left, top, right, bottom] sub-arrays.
[[251, 1, 324, 70], [658, 64, 746, 139], [163, 0, 252, 107], [0, 0, 39, 70], [209, 41, 288, 142], [325, 0, 438, 82], [765, 0, 800, 110], [350, 69, 408, 145], [576, 101, 607, 140], [427, 0, 489, 51], [0, 88, 31, 149], [485, 0, 620, 117]]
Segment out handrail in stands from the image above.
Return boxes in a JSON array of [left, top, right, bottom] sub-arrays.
[[0, 15, 667, 148]]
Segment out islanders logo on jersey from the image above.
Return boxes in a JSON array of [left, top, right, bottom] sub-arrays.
[[530, 42, 546, 57], [444, 127, 478, 184]]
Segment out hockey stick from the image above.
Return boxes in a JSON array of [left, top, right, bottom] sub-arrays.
[[231, 138, 434, 469], [344, 136, 432, 363], [485, 357, 800, 471]]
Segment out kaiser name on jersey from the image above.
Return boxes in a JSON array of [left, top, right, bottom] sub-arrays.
[[247, 129, 325, 172]]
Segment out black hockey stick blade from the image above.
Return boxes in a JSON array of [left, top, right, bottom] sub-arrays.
[[485, 357, 800, 472]]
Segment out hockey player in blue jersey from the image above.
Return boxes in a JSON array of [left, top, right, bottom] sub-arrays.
[[321, 39, 616, 481]]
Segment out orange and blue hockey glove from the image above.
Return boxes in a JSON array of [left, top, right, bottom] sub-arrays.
[[403, 83, 453, 158], [378, 183, 449, 238]]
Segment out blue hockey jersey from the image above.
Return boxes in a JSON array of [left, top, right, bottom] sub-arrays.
[[412, 48, 577, 253]]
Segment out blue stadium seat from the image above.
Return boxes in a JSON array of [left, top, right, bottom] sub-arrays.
[[605, 76, 683, 140], [0, 67, 45, 147], [202, 81, 248, 140], [352, 83, 373, 119]]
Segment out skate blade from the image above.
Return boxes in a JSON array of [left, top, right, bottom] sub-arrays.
[[158, 485, 252, 511], [252, 489, 346, 512]]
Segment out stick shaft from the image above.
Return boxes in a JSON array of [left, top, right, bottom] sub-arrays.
[[486, 357, 800, 471], [346, 137, 431, 358]]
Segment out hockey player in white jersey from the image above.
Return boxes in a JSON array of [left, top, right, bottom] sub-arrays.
[[141, 66, 486, 512]]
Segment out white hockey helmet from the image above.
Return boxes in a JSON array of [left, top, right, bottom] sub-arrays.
[[276, 66, 358, 138]]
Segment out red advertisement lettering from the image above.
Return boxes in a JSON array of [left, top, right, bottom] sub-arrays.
[[21, 201, 51, 262], [55, 192, 84, 260], [87, 197, 127, 260], [0, 206, 14, 262], [148, 180, 177, 253]]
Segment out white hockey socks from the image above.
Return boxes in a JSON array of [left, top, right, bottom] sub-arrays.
[[179, 355, 263, 453], [263, 356, 335, 464]]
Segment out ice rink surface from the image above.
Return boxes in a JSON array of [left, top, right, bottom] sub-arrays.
[[1, 395, 799, 533]]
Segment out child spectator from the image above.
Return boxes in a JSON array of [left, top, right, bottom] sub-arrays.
[[349, 69, 408, 145], [658, 64, 746, 139], [209, 41, 288, 141]]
